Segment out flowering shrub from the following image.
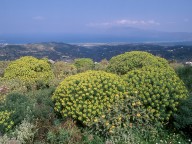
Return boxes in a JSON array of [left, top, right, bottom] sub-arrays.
[[0, 110, 14, 133], [123, 67, 188, 122], [90, 95, 153, 138], [0, 93, 34, 129], [107, 51, 169, 75], [0, 120, 35, 144], [4, 56, 54, 87], [52, 70, 126, 126]]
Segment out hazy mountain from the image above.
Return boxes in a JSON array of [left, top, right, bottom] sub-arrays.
[[99, 26, 192, 42], [1, 27, 192, 44]]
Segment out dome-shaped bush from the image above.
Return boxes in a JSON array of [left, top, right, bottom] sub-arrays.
[[4, 56, 54, 86], [52, 70, 126, 126], [123, 67, 188, 122], [107, 51, 169, 75], [74, 58, 94, 72]]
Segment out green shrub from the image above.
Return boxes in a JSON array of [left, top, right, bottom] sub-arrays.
[[29, 88, 55, 121], [11, 119, 35, 144], [148, 128, 188, 144], [52, 70, 126, 126], [174, 94, 192, 138], [0, 134, 11, 144], [169, 62, 183, 70], [74, 58, 94, 72], [123, 67, 188, 122], [0, 88, 56, 141], [46, 119, 82, 144], [46, 118, 105, 144], [82, 131, 104, 144], [53, 61, 77, 80], [89, 94, 158, 143], [175, 65, 192, 92], [107, 51, 169, 75], [4, 56, 54, 88], [94, 59, 109, 71], [0, 119, 35, 144], [0, 93, 33, 130]]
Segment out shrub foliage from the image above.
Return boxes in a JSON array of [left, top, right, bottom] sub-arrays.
[[0, 51, 190, 143], [53, 61, 77, 80], [52, 70, 126, 126], [174, 94, 192, 138], [123, 67, 188, 122], [4, 56, 54, 86], [0, 61, 10, 77], [90, 95, 154, 138], [175, 65, 192, 92], [94, 59, 109, 71], [74, 58, 94, 72], [107, 51, 169, 75], [0, 93, 33, 130], [0, 110, 14, 133]]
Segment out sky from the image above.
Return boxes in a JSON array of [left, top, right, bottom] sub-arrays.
[[0, 0, 192, 43]]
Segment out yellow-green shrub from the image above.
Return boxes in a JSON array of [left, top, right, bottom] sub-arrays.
[[123, 67, 188, 122], [52, 70, 126, 126], [74, 58, 94, 72], [90, 95, 154, 139], [0, 110, 14, 133], [4, 56, 54, 87], [107, 51, 169, 75]]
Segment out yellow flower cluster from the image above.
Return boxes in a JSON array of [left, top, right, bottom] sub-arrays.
[[88, 94, 149, 137], [0, 110, 14, 132], [52, 70, 126, 126]]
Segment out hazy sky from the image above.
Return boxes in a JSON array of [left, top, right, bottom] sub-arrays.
[[0, 0, 192, 35]]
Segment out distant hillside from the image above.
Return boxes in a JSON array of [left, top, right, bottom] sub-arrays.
[[0, 42, 88, 61], [0, 42, 191, 62]]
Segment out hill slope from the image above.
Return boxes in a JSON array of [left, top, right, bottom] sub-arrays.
[[0, 42, 191, 62]]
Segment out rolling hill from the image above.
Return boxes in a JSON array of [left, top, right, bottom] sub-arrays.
[[0, 42, 191, 62]]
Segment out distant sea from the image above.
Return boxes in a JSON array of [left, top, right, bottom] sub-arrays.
[[0, 34, 163, 44]]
